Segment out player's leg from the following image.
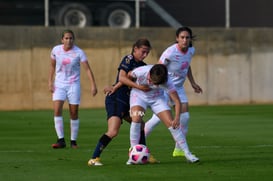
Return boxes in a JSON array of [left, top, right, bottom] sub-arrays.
[[68, 83, 81, 148], [51, 85, 67, 148], [144, 114, 161, 137], [180, 103, 190, 134], [124, 116, 146, 145], [177, 88, 190, 135], [173, 102, 190, 156], [88, 116, 121, 166], [126, 105, 145, 165], [69, 104, 79, 148], [128, 91, 147, 147], [173, 88, 190, 156], [52, 100, 66, 148], [156, 110, 199, 163], [145, 91, 169, 137], [88, 95, 124, 166], [126, 91, 148, 165], [129, 105, 145, 147]]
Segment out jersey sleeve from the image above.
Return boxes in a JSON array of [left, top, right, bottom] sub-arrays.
[[118, 55, 134, 73], [50, 46, 57, 60], [165, 78, 177, 93], [131, 67, 139, 79], [189, 47, 195, 56], [78, 48, 88, 62], [158, 46, 174, 65]]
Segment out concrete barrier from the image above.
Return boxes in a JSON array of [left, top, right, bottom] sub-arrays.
[[0, 26, 272, 110]]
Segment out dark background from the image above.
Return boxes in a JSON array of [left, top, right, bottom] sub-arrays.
[[0, 0, 273, 27]]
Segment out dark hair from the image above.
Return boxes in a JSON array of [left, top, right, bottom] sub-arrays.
[[175, 26, 195, 47], [61, 29, 75, 39], [131, 38, 152, 54], [149, 64, 168, 85]]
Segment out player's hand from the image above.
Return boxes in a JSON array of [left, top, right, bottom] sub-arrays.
[[137, 85, 151, 92], [192, 83, 203, 94], [104, 86, 117, 95], [171, 119, 180, 129], [104, 86, 113, 94], [48, 83, 54, 93], [91, 87, 98, 96]]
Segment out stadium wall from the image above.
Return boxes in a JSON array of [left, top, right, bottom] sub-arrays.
[[0, 26, 272, 110]]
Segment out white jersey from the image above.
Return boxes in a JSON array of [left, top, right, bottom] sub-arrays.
[[130, 65, 176, 99], [159, 44, 195, 87], [130, 65, 176, 114], [51, 44, 87, 85]]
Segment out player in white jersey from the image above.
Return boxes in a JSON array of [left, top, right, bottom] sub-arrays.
[[145, 26, 203, 159], [119, 64, 199, 163], [48, 29, 97, 149]]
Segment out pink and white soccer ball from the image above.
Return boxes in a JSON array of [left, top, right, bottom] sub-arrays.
[[128, 144, 150, 164]]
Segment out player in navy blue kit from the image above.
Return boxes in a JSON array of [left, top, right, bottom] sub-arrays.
[[88, 38, 152, 166]]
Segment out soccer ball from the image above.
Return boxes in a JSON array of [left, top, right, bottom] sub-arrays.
[[128, 144, 150, 164]]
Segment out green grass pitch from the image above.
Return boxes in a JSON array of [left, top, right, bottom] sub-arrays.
[[0, 104, 273, 181]]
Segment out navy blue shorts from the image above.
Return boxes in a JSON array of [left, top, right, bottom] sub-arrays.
[[105, 93, 130, 120]]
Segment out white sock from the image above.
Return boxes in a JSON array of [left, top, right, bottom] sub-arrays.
[[175, 112, 190, 149], [180, 112, 190, 135], [70, 119, 79, 141], [130, 122, 141, 147], [54, 116, 64, 139], [144, 114, 161, 137], [169, 127, 190, 154]]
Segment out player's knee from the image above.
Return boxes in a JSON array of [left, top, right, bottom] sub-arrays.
[[129, 110, 145, 121], [106, 130, 119, 138]]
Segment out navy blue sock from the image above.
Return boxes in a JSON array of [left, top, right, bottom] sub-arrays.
[[92, 134, 112, 158]]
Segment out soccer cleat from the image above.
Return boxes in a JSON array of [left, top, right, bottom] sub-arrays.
[[52, 138, 66, 149], [172, 148, 185, 157], [126, 159, 133, 165], [148, 154, 160, 164], [70, 140, 78, 149], [88, 158, 103, 166], [184, 152, 199, 163]]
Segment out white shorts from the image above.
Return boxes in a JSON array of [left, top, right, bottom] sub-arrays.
[[130, 90, 170, 115], [53, 83, 81, 105], [168, 86, 188, 106]]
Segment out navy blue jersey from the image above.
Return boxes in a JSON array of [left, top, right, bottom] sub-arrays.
[[115, 54, 146, 103], [116, 54, 147, 83], [105, 54, 146, 119]]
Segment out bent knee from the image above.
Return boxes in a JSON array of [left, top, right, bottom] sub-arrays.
[[106, 131, 119, 138]]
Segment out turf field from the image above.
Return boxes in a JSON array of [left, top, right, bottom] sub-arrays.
[[0, 104, 272, 181]]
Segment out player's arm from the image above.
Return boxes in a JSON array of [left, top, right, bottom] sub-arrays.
[[158, 58, 170, 65], [48, 58, 56, 93], [119, 70, 150, 92], [187, 66, 203, 93], [169, 90, 181, 129], [82, 61, 98, 96], [104, 81, 123, 95]]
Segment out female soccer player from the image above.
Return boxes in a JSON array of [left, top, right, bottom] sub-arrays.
[[120, 64, 199, 164], [145, 26, 202, 159], [88, 38, 152, 166], [48, 29, 97, 149]]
